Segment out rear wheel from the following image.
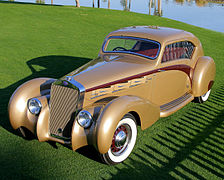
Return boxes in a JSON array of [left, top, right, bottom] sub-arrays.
[[194, 89, 211, 103], [101, 113, 137, 165]]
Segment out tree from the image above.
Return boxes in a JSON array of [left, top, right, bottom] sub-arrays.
[[154, 0, 156, 15], [98, 0, 100, 8], [108, 0, 110, 9], [36, 0, 45, 4], [129, 0, 131, 11], [120, 0, 128, 11], [149, 0, 152, 15], [93, 0, 95, 8], [158, 0, 162, 16], [75, 0, 80, 7]]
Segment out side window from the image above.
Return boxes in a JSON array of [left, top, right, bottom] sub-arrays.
[[162, 41, 195, 63]]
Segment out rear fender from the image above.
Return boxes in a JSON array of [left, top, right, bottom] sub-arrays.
[[192, 56, 216, 97]]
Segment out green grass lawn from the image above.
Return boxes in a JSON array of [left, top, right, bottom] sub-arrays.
[[0, 1, 224, 179]]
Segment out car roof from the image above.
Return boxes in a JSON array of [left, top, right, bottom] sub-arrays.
[[107, 26, 199, 45]]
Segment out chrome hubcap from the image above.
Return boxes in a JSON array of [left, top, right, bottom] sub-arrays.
[[111, 125, 130, 156], [115, 130, 127, 147]]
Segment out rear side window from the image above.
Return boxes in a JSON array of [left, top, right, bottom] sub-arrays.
[[162, 41, 195, 63]]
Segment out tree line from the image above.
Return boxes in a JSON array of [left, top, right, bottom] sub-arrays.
[[75, 0, 131, 10], [74, 0, 161, 16]]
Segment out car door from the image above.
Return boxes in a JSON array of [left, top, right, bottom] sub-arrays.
[[151, 41, 195, 106]]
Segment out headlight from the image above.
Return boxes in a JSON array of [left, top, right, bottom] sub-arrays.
[[77, 110, 93, 128], [28, 98, 42, 115]]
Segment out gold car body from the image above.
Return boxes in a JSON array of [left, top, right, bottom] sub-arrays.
[[8, 26, 216, 154]]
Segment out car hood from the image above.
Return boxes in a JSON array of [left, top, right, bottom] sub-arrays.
[[65, 54, 157, 91]]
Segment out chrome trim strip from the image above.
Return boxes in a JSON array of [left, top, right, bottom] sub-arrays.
[[66, 76, 85, 93], [90, 94, 107, 99], [51, 133, 71, 141], [160, 93, 192, 111], [66, 76, 85, 110]]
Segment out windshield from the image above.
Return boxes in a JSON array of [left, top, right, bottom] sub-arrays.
[[103, 36, 160, 59]]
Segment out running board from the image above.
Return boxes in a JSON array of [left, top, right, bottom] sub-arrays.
[[160, 93, 194, 117]]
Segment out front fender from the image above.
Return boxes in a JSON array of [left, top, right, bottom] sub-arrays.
[[71, 105, 103, 151], [8, 78, 55, 134], [96, 95, 160, 154]]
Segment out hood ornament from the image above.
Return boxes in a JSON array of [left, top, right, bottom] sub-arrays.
[[66, 76, 72, 81]]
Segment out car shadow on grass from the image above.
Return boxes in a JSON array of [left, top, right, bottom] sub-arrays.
[[0, 55, 90, 135], [106, 86, 224, 179], [0, 55, 107, 168]]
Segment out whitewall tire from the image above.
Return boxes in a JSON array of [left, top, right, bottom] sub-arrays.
[[101, 113, 137, 165], [194, 89, 211, 103]]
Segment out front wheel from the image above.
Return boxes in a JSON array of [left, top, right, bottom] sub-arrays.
[[194, 89, 211, 103], [17, 127, 35, 140], [100, 113, 137, 165]]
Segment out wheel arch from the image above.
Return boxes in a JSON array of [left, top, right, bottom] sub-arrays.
[[96, 95, 160, 154], [129, 111, 141, 126]]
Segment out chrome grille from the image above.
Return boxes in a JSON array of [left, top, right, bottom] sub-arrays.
[[49, 84, 79, 137]]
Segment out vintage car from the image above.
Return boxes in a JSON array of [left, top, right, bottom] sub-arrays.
[[8, 26, 216, 165]]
